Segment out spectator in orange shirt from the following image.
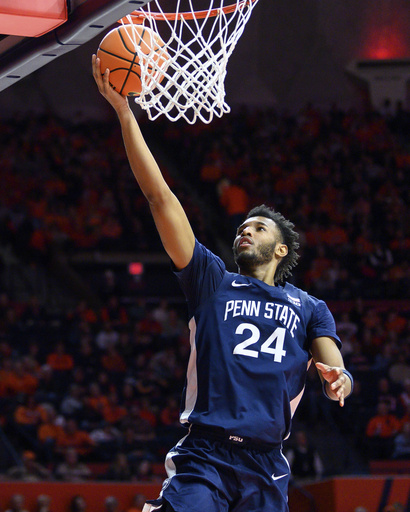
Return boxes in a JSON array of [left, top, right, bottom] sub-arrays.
[[70, 300, 98, 325], [5, 360, 39, 397], [14, 395, 47, 451], [46, 341, 74, 393], [385, 310, 407, 335], [101, 346, 127, 383], [217, 178, 249, 237], [137, 397, 158, 429], [102, 390, 128, 426], [14, 395, 47, 426], [37, 404, 64, 463], [159, 396, 180, 428], [0, 357, 14, 398], [55, 418, 94, 458], [365, 401, 401, 459], [84, 382, 109, 424], [46, 341, 74, 372], [199, 152, 223, 200], [322, 224, 348, 247]]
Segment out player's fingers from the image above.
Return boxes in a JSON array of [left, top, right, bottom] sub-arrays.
[[336, 382, 345, 407], [315, 362, 331, 374], [102, 68, 111, 90], [91, 54, 100, 79], [329, 372, 347, 407], [92, 56, 111, 97], [316, 363, 334, 380], [330, 369, 345, 391], [92, 55, 104, 89], [98, 66, 114, 98]]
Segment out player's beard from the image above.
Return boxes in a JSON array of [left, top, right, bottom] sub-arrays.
[[233, 241, 277, 272]]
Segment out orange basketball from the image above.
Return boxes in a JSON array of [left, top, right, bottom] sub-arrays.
[[97, 24, 169, 96]]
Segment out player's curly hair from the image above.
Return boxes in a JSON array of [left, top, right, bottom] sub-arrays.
[[246, 205, 300, 282]]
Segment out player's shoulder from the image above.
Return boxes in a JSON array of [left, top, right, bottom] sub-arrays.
[[281, 282, 323, 308], [194, 239, 225, 265], [177, 239, 226, 275]]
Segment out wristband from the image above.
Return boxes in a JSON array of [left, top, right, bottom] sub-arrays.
[[322, 369, 354, 400], [342, 369, 354, 398]]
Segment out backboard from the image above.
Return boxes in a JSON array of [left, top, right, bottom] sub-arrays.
[[0, 0, 151, 93]]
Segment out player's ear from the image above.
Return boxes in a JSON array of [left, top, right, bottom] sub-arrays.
[[275, 243, 288, 259]]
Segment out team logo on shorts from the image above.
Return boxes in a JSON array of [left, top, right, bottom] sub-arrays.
[[272, 473, 288, 481], [229, 435, 244, 443]]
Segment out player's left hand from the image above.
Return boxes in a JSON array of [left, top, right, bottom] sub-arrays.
[[315, 362, 348, 407], [92, 54, 129, 114]]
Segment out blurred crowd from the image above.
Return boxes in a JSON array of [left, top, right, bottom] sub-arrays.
[[1, 492, 147, 512], [0, 102, 409, 300], [0, 293, 187, 480], [0, 101, 409, 491]]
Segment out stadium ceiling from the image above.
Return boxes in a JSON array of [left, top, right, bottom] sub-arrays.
[[0, 0, 150, 93]]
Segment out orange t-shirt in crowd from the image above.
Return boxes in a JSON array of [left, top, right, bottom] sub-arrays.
[[56, 430, 95, 455], [46, 353, 74, 371], [102, 404, 128, 425], [14, 404, 47, 425], [5, 372, 39, 396], [38, 423, 64, 443], [219, 185, 249, 217], [86, 395, 109, 413], [139, 409, 157, 428], [385, 315, 407, 334], [366, 414, 401, 438]]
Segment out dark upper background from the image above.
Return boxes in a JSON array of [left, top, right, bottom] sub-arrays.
[[0, 0, 410, 120]]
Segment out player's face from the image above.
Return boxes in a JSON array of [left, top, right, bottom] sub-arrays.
[[233, 216, 282, 268]]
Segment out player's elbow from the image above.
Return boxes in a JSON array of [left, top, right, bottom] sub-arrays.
[[144, 183, 173, 206]]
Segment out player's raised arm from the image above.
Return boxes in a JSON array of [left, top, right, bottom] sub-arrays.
[[92, 55, 195, 270]]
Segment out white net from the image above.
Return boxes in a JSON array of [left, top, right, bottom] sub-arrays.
[[120, 0, 259, 124]]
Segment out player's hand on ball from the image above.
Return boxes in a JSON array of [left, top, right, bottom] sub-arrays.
[[92, 54, 129, 112], [315, 362, 347, 407]]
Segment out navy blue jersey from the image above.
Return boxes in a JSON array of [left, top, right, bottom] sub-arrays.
[[175, 240, 341, 446]]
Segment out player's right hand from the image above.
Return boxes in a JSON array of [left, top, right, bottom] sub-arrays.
[[92, 54, 129, 113]]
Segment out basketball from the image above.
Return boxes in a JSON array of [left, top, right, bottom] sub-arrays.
[[97, 24, 169, 96]]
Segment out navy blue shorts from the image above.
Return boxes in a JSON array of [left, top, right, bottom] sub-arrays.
[[143, 428, 290, 512]]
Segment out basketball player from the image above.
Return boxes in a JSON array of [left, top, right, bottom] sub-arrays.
[[92, 55, 353, 512]]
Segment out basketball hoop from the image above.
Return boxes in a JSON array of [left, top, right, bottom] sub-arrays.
[[119, 0, 259, 124]]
